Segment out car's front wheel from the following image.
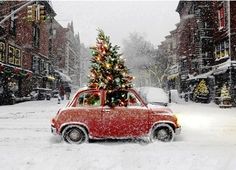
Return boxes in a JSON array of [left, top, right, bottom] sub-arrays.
[[62, 125, 88, 144], [151, 124, 174, 142]]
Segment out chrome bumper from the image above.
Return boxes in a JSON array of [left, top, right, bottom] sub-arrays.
[[51, 125, 58, 135], [175, 127, 181, 135]]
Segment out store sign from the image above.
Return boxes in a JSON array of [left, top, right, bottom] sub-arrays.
[[0, 41, 5, 62], [8, 45, 22, 66]]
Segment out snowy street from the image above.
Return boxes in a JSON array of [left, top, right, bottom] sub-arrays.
[[0, 99, 236, 170]]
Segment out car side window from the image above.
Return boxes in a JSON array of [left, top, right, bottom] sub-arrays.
[[77, 92, 101, 107], [127, 92, 141, 106], [105, 90, 141, 107], [106, 90, 128, 107]]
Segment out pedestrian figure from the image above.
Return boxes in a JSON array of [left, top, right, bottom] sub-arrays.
[[59, 84, 65, 101], [58, 94, 61, 104], [65, 86, 71, 100]]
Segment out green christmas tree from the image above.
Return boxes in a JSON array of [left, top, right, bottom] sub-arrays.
[[194, 79, 209, 97], [220, 83, 231, 99], [88, 29, 133, 91]]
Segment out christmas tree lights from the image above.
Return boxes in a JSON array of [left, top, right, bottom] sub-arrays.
[[193, 79, 209, 103], [88, 29, 133, 91], [219, 83, 232, 108]]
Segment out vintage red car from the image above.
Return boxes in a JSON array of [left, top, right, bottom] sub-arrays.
[[51, 88, 181, 144]]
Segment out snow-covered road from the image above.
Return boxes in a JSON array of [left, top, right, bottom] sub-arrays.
[[0, 99, 236, 170]]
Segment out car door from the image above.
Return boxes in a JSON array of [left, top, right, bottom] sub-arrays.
[[75, 90, 103, 138], [102, 90, 149, 138]]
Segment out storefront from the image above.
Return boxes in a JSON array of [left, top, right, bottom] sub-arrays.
[[0, 40, 33, 104], [184, 60, 236, 105], [0, 62, 32, 104]]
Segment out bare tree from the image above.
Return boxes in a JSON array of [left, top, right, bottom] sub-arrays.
[[122, 33, 167, 87]]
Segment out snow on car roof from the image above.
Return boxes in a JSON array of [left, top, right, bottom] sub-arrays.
[[136, 86, 168, 103]]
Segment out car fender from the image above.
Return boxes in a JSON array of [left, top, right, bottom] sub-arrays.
[[59, 122, 89, 135], [149, 123, 175, 142]]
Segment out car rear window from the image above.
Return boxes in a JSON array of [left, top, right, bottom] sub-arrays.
[[77, 91, 101, 107]]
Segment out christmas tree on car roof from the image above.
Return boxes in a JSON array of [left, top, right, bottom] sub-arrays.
[[88, 29, 134, 91]]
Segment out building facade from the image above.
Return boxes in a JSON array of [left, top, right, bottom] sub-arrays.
[[162, 0, 236, 105], [0, 1, 55, 104]]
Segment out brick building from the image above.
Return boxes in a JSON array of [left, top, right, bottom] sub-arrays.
[[50, 21, 81, 87], [162, 0, 236, 105], [211, 1, 236, 104], [65, 21, 80, 85], [0, 1, 55, 104]]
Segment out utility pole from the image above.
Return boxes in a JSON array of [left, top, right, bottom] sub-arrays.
[[227, 0, 233, 102]]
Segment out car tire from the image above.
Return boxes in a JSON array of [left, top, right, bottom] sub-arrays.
[[150, 124, 174, 142], [62, 125, 88, 144]]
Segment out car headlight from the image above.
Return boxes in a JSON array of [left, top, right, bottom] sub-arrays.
[[173, 114, 180, 127]]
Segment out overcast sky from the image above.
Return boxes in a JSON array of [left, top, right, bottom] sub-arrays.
[[52, 1, 180, 47]]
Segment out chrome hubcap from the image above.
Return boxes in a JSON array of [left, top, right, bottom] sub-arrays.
[[157, 129, 168, 140], [69, 129, 82, 142]]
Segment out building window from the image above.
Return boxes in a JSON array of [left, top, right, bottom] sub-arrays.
[[14, 49, 21, 66], [48, 39, 52, 52], [218, 6, 225, 29], [39, 59, 44, 73], [0, 41, 6, 62], [32, 56, 39, 74], [8, 45, 14, 64], [215, 40, 229, 60], [9, 8, 16, 35], [7, 45, 22, 66], [33, 24, 40, 48]]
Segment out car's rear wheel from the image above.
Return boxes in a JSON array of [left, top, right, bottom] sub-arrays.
[[62, 125, 88, 144], [151, 124, 174, 142]]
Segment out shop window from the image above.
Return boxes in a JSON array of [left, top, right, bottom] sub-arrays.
[[218, 6, 225, 29], [0, 41, 6, 62]]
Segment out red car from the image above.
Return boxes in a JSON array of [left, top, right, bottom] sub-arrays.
[[51, 88, 181, 144]]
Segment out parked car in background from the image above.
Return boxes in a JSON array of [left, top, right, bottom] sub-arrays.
[[136, 87, 169, 107], [0, 90, 16, 105], [51, 90, 59, 98], [30, 88, 52, 100], [51, 88, 181, 144]]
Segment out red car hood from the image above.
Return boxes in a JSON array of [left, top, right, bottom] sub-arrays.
[[147, 104, 173, 114]]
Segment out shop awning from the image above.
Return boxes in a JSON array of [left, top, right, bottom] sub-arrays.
[[54, 70, 72, 83], [0, 62, 33, 78], [188, 70, 214, 81], [213, 59, 231, 75]]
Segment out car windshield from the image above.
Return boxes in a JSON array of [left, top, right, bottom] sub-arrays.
[[134, 88, 148, 104]]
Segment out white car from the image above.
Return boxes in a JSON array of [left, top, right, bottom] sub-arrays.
[[136, 87, 169, 106]]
